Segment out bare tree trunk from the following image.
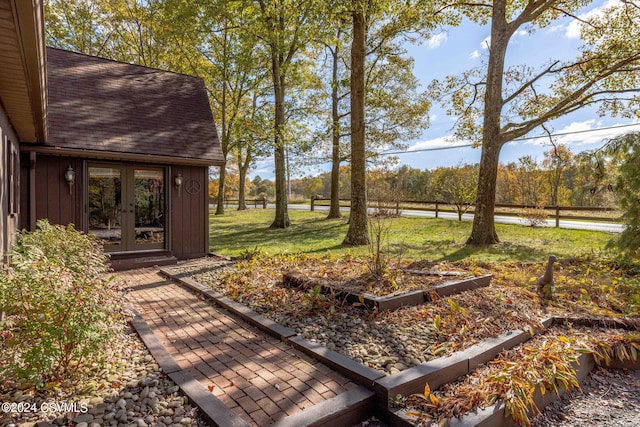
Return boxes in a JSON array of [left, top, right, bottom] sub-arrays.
[[215, 166, 226, 215], [270, 54, 290, 228], [343, 7, 369, 245], [215, 25, 230, 216], [237, 154, 247, 211], [237, 145, 253, 210], [467, 0, 509, 245], [328, 37, 342, 219]]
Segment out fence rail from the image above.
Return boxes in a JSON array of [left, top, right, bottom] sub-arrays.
[[310, 197, 621, 228], [211, 197, 268, 209]]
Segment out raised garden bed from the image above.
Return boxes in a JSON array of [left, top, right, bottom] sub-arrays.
[[163, 258, 640, 426], [168, 257, 540, 376], [389, 322, 640, 427], [283, 271, 492, 311]]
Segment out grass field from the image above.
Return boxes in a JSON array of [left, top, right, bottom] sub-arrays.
[[209, 208, 615, 262]]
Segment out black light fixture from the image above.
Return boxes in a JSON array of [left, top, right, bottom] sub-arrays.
[[64, 166, 76, 195]]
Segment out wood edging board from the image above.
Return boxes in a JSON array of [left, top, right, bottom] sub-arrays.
[[282, 272, 492, 311], [386, 353, 596, 427], [287, 336, 386, 387], [383, 315, 640, 427], [269, 385, 375, 427], [373, 318, 554, 411], [430, 275, 493, 300]]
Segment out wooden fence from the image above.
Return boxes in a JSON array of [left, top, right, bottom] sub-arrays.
[[212, 197, 268, 209], [310, 197, 620, 228]]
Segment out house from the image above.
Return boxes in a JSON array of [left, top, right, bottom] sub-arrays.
[[1, 0, 223, 269]]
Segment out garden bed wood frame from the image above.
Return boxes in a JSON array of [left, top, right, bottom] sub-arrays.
[[282, 272, 492, 311]]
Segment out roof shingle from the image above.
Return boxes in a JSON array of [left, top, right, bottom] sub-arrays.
[[45, 47, 223, 165]]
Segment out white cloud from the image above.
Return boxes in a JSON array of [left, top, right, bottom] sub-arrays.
[[480, 35, 491, 50], [547, 24, 565, 33], [524, 119, 640, 147], [409, 136, 473, 151], [469, 50, 481, 60], [430, 114, 438, 122], [566, 0, 622, 39], [427, 32, 448, 49]]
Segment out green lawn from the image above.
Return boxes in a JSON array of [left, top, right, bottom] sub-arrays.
[[209, 208, 615, 263]]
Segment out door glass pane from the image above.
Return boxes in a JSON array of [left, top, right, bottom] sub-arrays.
[[88, 167, 122, 247], [134, 169, 164, 246]]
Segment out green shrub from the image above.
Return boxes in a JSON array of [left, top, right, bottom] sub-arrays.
[[607, 132, 640, 260], [0, 220, 128, 386]]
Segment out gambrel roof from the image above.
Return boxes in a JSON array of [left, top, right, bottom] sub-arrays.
[[43, 47, 223, 166]]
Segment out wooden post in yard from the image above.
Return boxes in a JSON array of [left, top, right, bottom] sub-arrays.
[[556, 206, 560, 228], [311, 196, 315, 211]]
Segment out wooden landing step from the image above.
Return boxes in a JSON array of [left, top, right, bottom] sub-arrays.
[[110, 252, 178, 271]]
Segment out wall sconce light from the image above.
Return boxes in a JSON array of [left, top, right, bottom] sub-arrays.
[[64, 165, 76, 195], [174, 173, 183, 189]]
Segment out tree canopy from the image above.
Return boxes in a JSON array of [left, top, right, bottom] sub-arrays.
[[430, 0, 640, 244]]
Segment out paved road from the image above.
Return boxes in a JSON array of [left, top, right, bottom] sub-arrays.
[[286, 204, 624, 233]]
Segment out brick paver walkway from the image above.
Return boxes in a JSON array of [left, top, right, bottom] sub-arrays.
[[120, 268, 357, 426]]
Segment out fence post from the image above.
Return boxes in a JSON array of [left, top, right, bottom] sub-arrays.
[[254, 199, 258, 208], [263, 196, 267, 209], [555, 206, 560, 228], [396, 199, 400, 215], [435, 200, 439, 218], [311, 196, 315, 211]]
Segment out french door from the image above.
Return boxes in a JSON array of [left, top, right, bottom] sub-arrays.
[[87, 164, 166, 252]]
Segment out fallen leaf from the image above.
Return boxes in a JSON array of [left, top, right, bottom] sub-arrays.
[[208, 385, 215, 392]]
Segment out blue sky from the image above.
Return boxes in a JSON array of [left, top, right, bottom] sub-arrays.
[[251, 0, 640, 180]]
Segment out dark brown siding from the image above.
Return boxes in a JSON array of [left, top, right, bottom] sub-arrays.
[[171, 165, 208, 259], [19, 153, 29, 230], [1, 107, 21, 258], [21, 153, 209, 262], [34, 155, 83, 228]]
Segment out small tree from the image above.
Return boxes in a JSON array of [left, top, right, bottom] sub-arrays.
[[433, 164, 478, 221]]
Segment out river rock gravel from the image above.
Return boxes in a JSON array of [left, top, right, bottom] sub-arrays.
[[0, 326, 207, 427], [532, 367, 640, 427]]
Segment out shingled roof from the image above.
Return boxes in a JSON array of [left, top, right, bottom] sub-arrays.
[[44, 47, 223, 166]]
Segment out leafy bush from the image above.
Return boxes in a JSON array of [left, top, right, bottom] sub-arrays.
[[608, 133, 640, 259], [519, 206, 548, 227], [0, 220, 128, 386]]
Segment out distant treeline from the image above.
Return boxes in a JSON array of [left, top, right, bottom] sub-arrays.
[[212, 145, 619, 208]]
